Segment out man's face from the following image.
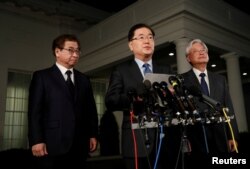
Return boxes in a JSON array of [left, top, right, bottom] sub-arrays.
[[187, 43, 209, 65], [55, 41, 80, 69], [128, 27, 155, 61]]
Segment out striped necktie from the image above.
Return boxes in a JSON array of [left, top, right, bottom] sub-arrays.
[[143, 63, 152, 75]]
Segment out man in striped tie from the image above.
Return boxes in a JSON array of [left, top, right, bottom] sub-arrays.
[[105, 23, 177, 169]]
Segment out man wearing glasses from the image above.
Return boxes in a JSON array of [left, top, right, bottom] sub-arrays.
[[28, 34, 98, 169], [105, 23, 179, 169]]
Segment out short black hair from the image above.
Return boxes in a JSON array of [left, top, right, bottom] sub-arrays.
[[127, 23, 155, 41], [52, 34, 81, 56]]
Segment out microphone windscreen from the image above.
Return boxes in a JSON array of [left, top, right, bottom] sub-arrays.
[[143, 79, 152, 90], [168, 76, 178, 86], [176, 74, 184, 84], [160, 81, 168, 89], [137, 82, 146, 96], [152, 81, 160, 90]]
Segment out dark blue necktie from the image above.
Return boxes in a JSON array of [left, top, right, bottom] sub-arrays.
[[66, 70, 75, 96], [199, 73, 209, 96], [143, 63, 152, 75]]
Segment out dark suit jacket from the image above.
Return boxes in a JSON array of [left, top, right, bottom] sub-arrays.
[[181, 69, 239, 153], [105, 60, 172, 157], [28, 64, 98, 156]]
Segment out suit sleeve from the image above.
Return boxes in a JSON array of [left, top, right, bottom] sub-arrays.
[[222, 77, 240, 140], [84, 78, 99, 138], [105, 68, 130, 112], [28, 71, 45, 146]]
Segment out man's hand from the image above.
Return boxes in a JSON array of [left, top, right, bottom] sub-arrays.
[[89, 137, 98, 152], [32, 143, 48, 157], [228, 139, 238, 152]]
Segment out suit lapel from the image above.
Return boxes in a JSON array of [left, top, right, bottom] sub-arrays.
[[130, 60, 144, 82], [187, 70, 216, 97], [52, 65, 75, 100], [51, 65, 65, 83], [187, 69, 200, 87], [207, 72, 216, 98]]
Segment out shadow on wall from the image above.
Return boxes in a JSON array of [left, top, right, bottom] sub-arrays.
[[99, 110, 120, 156]]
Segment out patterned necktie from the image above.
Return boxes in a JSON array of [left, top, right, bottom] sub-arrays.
[[199, 73, 209, 96], [143, 63, 152, 75], [65, 70, 75, 96]]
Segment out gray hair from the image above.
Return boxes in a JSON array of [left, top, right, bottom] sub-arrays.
[[185, 39, 208, 57]]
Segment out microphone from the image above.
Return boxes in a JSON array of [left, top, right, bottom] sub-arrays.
[[142, 80, 164, 113], [175, 74, 185, 85], [184, 92, 199, 115], [159, 81, 176, 106], [127, 87, 137, 102], [176, 75, 199, 116], [127, 87, 139, 113], [168, 76, 184, 96], [169, 76, 198, 113], [168, 76, 189, 115], [159, 81, 183, 117], [137, 81, 148, 98], [188, 85, 221, 109], [143, 79, 152, 90], [152, 81, 167, 107], [136, 80, 155, 117]]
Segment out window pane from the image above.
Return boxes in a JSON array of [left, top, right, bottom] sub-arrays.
[[1, 71, 31, 150]]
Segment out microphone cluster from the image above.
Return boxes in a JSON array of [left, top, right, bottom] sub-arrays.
[[128, 74, 234, 129]]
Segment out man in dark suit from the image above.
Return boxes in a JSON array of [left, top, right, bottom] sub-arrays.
[[181, 39, 239, 166], [105, 23, 180, 169], [28, 34, 98, 169]]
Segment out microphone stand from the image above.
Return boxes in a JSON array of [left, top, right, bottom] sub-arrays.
[[174, 112, 191, 169], [200, 109, 209, 154]]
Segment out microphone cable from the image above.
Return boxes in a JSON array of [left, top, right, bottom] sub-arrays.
[[201, 123, 209, 153], [130, 110, 139, 169], [222, 107, 239, 153], [153, 117, 165, 169]]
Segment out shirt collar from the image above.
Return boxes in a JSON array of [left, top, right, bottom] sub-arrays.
[[134, 58, 153, 69], [56, 62, 73, 75]]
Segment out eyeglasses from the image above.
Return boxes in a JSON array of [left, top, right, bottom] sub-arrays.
[[192, 49, 207, 54], [131, 35, 154, 41], [61, 48, 81, 56]]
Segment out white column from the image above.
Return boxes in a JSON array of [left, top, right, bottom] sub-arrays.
[[174, 38, 192, 74], [113, 111, 123, 154], [221, 52, 248, 132]]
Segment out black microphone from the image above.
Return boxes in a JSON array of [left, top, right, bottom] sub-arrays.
[[137, 80, 151, 97], [168, 76, 178, 88], [168, 76, 184, 96], [168, 76, 189, 115], [127, 87, 137, 102], [143, 80, 160, 109], [126, 87, 138, 113], [176, 75, 199, 115], [188, 85, 221, 108], [136, 80, 154, 117], [159, 81, 176, 105], [159, 81, 181, 117], [152, 81, 167, 107], [184, 91, 199, 115], [175, 74, 185, 85], [143, 79, 152, 90]]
